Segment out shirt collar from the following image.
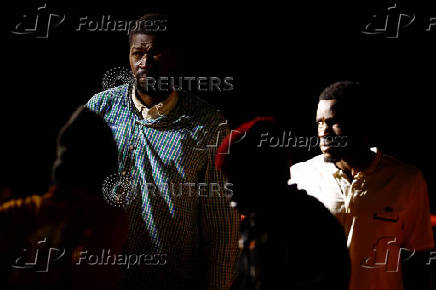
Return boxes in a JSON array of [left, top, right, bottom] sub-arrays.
[[131, 85, 179, 120], [324, 147, 382, 179]]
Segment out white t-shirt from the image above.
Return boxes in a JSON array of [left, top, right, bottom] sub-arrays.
[[289, 149, 434, 290]]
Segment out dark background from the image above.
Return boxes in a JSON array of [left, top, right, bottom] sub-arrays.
[[1, 0, 435, 214]]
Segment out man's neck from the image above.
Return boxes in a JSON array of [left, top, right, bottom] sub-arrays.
[[335, 149, 375, 180], [136, 89, 169, 108]]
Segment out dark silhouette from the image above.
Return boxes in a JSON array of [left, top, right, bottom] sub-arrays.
[[0, 106, 128, 290], [216, 117, 351, 290]]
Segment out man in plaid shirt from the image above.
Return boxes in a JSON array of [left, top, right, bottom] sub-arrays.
[[86, 14, 240, 290]]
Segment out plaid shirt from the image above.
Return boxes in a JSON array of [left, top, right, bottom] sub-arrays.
[[86, 84, 240, 289]]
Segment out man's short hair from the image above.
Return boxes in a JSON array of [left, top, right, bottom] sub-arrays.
[[319, 81, 369, 120], [128, 14, 170, 47], [318, 80, 377, 140], [319, 81, 363, 101]]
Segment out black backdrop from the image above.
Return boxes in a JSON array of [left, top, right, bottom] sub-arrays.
[[2, 0, 435, 212]]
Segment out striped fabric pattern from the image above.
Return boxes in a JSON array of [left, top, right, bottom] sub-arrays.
[[86, 84, 240, 289]]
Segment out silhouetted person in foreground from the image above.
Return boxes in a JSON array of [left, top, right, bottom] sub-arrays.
[[0, 106, 128, 290], [216, 117, 350, 290]]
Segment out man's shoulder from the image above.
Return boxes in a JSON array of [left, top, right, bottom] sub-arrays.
[[86, 84, 130, 113], [179, 91, 227, 127], [289, 154, 332, 191], [291, 154, 326, 173], [378, 153, 424, 182]]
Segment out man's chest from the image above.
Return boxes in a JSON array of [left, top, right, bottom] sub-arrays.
[[105, 113, 211, 179], [308, 174, 411, 245]]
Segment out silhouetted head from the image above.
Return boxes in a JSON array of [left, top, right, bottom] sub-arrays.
[[52, 106, 119, 194], [216, 117, 291, 214]]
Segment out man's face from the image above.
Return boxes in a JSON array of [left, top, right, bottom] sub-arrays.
[[316, 99, 348, 162], [129, 33, 175, 94]]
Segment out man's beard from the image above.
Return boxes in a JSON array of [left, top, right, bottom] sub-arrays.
[[135, 71, 172, 99], [324, 154, 341, 163], [135, 74, 170, 100], [323, 147, 345, 163], [135, 77, 152, 94], [135, 72, 154, 94]]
